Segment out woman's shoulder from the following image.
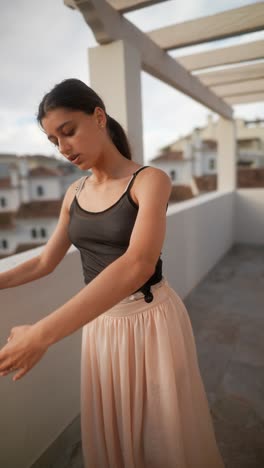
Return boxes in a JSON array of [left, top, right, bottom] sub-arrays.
[[63, 175, 86, 213], [133, 166, 172, 206], [136, 166, 172, 186]]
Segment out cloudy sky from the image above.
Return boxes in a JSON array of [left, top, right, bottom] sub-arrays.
[[0, 0, 263, 163]]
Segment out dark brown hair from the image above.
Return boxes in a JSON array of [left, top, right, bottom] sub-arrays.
[[37, 78, 132, 160]]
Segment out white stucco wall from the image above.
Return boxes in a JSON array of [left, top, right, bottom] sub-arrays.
[[151, 161, 193, 185], [29, 177, 61, 201], [163, 190, 234, 298], [235, 189, 264, 244], [0, 188, 20, 212]]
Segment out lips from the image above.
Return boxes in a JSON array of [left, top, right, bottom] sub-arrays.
[[68, 153, 80, 163], [72, 155, 81, 165]]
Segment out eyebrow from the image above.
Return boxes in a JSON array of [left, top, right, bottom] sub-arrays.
[[47, 120, 73, 141]]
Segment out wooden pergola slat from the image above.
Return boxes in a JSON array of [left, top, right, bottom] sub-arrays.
[[108, 0, 168, 13], [64, 1, 264, 108], [147, 4, 264, 50], [65, 0, 232, 118], [177, 40, 264, 71], [225, 92, 264, 105], [64, 0, 168, 13], [196, 62, 264, 86], [211, 78, 264, 97]]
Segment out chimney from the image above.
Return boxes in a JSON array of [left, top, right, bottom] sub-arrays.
[[17, 158, 30, 203], [17, 157, 29, 177], [207, 114, 214, 135], [236, 118, 245, 129], [9, 163, 18, 187]]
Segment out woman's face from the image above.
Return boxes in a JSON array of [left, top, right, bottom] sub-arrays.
[[41, 107, 106, 169]]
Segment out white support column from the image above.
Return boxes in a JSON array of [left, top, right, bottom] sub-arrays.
[[88, 39, 144, 165], [217, 117, 237, 191]]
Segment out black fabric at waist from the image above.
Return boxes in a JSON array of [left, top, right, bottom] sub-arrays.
[[133, 257, 163, 303]]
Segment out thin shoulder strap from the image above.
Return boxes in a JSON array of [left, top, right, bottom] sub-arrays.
[[123, 165, 150, 194], [75, 175, 88, 199]]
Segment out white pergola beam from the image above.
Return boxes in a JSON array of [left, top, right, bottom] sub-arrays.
[[177, 40, 264, 72], [66, 0, 232, 119], [211, 78, 264, 97], [108, 0, 168, 13], [197, 62, 264, 86], [147, 3, 264, 50], [225, 92, 264, 105], [64, 0, 168, 13]]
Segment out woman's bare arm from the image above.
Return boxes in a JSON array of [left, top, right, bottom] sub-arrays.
[[0, 180, 79, 289], [0, 255, 49, 289], [32, 168, 172, 347]]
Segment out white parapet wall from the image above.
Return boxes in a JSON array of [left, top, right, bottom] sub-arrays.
[[235, 189, 264, 245], [164, 190, 235, 298], [0, 245, 84, 468], [0, 190, 236, 467]]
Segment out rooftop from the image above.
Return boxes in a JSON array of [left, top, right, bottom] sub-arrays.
[[28, 243, 264, 468], [186, 243, 264, 468]]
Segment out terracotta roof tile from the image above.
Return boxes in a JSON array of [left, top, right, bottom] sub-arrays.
[[201, 139, 217, 150], [194, 175, 217, 191], [169, 185, 194, 202], [194, 168, 264, 191], [0, 212, 16, 228], [0, 177, 12, 188], [16, 199, 63, 218], [0, 224, 16, 230], [150, 151, 185, 162], [29, 166, 60, 177], [238, 168, 264, 187]]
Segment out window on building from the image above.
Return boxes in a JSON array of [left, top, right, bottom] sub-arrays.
[[0, 197, 7, 207], [40, 228, 46, 238], [209, 159, 215, 170], [31, 228, 37, 238], [37, 186, 44, 196], [2, 239, 8, 249], [170, 170, 177, 181]]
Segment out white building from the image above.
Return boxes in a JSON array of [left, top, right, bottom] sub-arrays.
[[150, 116, 264, 186], [0, 155, 85, 258]]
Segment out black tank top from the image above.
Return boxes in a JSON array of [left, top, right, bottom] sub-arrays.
[[67, 166, 167, 303]]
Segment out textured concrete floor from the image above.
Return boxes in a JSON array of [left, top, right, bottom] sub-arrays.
[[184, 243, 264, 468], [32, 243, 264, 468]]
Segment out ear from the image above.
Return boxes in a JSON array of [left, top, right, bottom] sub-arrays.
[[95, 106, 107, 128]]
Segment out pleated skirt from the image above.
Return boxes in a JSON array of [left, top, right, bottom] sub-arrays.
[[80, 277, 225, 468]]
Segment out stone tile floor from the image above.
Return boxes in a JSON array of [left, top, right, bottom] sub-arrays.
[[34, 243, 264, 468], [184, 243, 264, 468]]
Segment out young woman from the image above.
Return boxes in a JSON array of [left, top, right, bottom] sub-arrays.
[[0, 79, 225, 468]]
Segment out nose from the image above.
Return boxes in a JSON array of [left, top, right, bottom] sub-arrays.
[[58, 137, 72, 155]]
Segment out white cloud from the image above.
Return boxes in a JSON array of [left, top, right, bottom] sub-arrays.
[[0, 113, 56, 156], [0, 0, 263, 162]]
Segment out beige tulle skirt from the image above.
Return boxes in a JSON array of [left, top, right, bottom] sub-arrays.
[[80, 277, 225, 468]]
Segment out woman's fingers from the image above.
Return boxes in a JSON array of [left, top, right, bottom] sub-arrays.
[[0, 353, 15, 373], [0, 367, 16, 377], [13, 367, 27, 382], [0, 324, 48, 381]]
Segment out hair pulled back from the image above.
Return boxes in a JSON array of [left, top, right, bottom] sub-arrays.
[[37, 78, 132, 160]]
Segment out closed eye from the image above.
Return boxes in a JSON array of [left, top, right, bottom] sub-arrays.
[[49, 129, 75, 147], [64, 129, 75, 136]]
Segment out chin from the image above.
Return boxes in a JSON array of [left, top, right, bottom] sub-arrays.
[[79, 160, 91, 171]]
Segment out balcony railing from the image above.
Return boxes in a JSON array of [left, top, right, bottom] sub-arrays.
[[0, 188, 263, 467]]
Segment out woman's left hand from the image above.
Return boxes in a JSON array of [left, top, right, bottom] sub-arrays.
[[0, 325, 49, 382]]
